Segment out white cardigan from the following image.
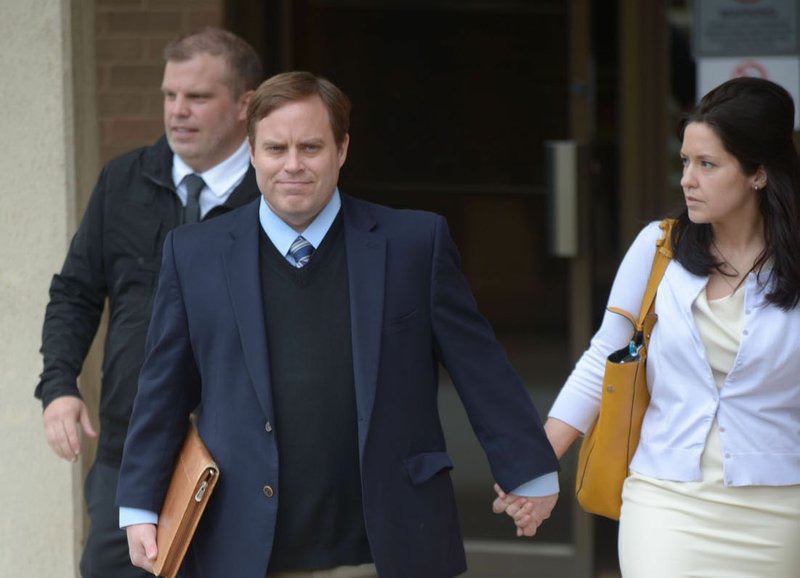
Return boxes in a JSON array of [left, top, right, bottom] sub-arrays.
[[549, 221, 800, 486]]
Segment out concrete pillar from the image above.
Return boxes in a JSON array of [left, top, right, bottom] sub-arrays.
[[0, 0, 95, 575]]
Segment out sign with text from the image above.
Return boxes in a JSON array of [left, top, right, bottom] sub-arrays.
[[694, 0, 799, 57]]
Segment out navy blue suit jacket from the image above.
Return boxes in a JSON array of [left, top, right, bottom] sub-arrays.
[[117, 195, 558, 578]]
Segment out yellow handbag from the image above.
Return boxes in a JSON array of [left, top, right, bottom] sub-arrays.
[[575, 219, 674, 520]]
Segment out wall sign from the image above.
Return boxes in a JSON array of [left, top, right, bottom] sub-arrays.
[[693, 0, 798, 57]]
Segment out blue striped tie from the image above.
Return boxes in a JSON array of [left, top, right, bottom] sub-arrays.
[[288, 236, 314, 268]]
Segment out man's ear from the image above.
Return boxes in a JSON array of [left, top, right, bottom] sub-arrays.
[[337, 133, 350, 168], [238, 90, 255, 121]]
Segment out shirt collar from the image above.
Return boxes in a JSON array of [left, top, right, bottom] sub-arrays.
[[258, 189, 341, 256], [172, 139, 251, 198]]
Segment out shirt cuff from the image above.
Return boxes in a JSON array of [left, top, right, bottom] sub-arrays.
[[119, 507, 158, 528], [510, 472, 560, 497]]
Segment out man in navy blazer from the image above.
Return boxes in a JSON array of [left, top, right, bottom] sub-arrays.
[[117, 71, 559, 578]]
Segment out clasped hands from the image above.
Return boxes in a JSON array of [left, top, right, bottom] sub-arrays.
[[492, 484, 558, 537]]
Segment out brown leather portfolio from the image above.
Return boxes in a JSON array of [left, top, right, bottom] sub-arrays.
[[153, 421, 219, 578]]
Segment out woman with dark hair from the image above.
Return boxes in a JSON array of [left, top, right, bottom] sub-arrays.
[[499, 77, 800, 575]]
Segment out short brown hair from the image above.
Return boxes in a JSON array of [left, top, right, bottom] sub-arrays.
[[164, 27, 263, 97], [247, 71, 351, 146]]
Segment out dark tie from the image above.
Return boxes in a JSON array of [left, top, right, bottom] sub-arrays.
[[288, 236, 314, 268], [182, 174, 205, 224]]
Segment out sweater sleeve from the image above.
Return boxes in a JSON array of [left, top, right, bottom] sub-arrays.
[[549, 221, 664, 432]]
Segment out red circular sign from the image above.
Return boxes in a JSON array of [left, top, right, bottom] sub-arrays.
[[732, 60, 769, 79]]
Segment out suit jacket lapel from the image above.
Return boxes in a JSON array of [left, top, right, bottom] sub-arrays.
[[222, 201, 273, 419], [342, 196, 386, 455]]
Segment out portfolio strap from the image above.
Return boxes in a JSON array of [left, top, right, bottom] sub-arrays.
[[608, 219, 674, 348]]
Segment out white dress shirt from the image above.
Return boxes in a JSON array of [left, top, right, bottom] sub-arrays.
[[172, 139, 250, 217]]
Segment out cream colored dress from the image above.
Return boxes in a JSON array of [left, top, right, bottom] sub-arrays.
[[618, 287, 800, 577]]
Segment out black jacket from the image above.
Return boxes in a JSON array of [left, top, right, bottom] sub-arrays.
[[35, 136, 260, 465]]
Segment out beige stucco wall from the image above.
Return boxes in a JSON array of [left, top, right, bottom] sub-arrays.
[[0, 0, 94, 575], [0, 0, 227, 573]]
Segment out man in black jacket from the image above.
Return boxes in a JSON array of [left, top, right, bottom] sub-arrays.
[[35, 28, 262, 578]]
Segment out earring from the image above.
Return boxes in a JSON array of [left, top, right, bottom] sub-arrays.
[[754, 185, 759, 191]]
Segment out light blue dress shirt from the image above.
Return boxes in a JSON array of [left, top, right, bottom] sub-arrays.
[[258, 189, 341, 264]]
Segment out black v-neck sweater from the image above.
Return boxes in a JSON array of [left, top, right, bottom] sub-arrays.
[[259, 216, 371, 571]]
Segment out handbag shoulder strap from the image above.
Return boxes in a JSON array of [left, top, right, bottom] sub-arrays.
[[606, 219, 675, 333], [637, 218, 674, 331]]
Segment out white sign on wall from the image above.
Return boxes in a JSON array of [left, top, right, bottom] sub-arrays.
[[697, 56, 800, 129]]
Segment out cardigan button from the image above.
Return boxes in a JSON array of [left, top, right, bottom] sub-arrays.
[[263, 485, 274, 497], [265, 421, 273, 433]]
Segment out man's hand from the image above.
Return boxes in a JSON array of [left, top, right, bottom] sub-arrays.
[[42, 396, 97, 461], [492, 483, 558, 537], [126, 523, 158, 573]]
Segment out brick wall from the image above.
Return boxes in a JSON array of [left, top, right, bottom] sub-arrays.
[[95, 0, 224, 164]]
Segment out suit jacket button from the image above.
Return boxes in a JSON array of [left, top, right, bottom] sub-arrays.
[[263, 485, 274, 497], [265, 421, 273, 432]]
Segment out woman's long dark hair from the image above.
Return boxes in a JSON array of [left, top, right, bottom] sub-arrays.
[[671, 77, 800, 310]]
